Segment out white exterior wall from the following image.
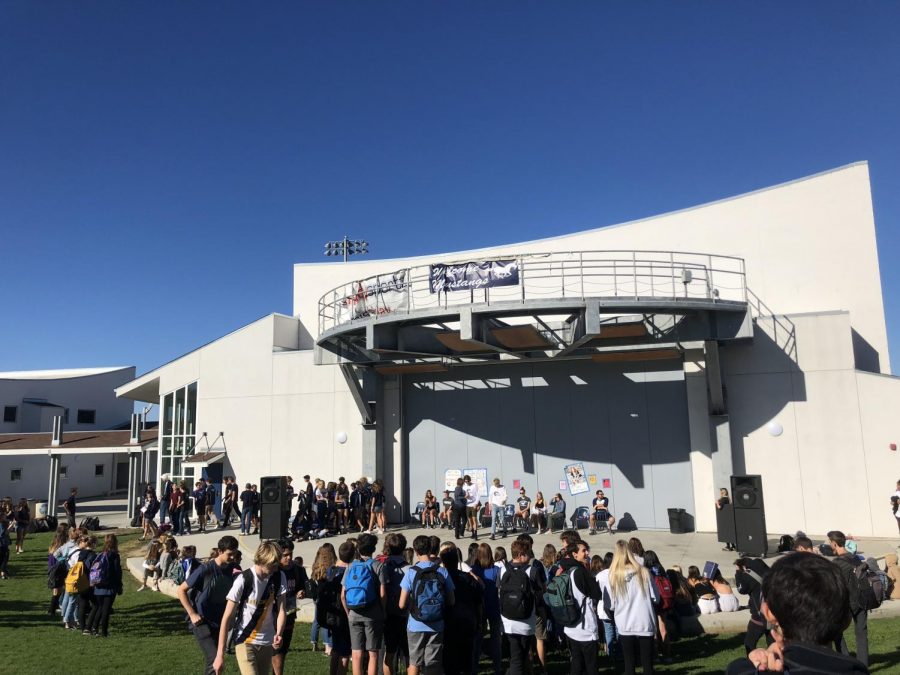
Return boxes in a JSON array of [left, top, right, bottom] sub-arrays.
[[722, 311, 900, 537], [293, 163, 889, 372], [0, 453, 121, 501], [0, 367, 136, 433], [149, 315, 364, 489]]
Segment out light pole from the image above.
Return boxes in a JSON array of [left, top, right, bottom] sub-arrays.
[[324, 236, 369, 262]]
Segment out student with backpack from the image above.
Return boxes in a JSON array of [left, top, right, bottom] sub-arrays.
[[310, 543, 338, 654], [473, 542, 502, 675], [399, 534, 456, 675], [381, 533, 411, 675], [644, 550, 674, 664], [177, 536, 240, 675], [84, 533, 122, 637], [138, 541, 163, 592], [734, 557, 772, 654], [552, 541, 602, 675], [273, 540, 306, 675], [168, 545, 200, 585], [318, 540, 356, 675], [62, 534, 97, 630], [0, 512, 10, 580], [498, 538, 543, 675], [726, 553, 868, 674], [214, 541, 287, 675], [603, 540, 659, 675], [341, 533, 389, 675], [440, 542, 483, 675], [828, 530, 876, 668], [47, 526, 71, 615]]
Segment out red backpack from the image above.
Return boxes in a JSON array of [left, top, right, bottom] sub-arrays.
[[653, 573, 675, 611]]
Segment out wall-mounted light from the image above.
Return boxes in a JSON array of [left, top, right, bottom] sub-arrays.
[[336, 431, 348, 444], [629, 413, 640, 418], [767, 421, 783, 437]]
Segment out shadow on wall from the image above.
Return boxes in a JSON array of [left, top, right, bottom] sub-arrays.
[[725, 328, 808, 476]]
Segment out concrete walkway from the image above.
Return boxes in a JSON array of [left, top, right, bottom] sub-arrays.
[[125, 521, 900, 631]]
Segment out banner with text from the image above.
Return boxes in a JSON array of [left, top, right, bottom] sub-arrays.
[[337, 271, 409, 323], [429, 260, 519, 293]]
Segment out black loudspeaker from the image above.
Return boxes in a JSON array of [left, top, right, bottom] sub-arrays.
[[731, 475, 767, 556], [716, 503, 736, 544], [731, 475, 764, 510], [260, 476, 288, 540]]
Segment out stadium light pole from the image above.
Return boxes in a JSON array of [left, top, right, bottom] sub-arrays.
[[324, 236, 369, 262]]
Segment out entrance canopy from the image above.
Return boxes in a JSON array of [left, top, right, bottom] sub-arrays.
[[182, 451, 226, 469]]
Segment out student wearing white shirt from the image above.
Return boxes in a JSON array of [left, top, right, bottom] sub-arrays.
[[463, 475, 480, 541], [892, 479, 900, 536], [488, 478, 508, 541], [214, 541, 287, 675]]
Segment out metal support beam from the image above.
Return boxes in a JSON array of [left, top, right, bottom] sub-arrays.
[[341, 364, 375, 424], [704, 340, 726, 415], [47, 454, 60, 517]]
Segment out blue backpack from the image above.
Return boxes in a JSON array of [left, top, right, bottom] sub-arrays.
[[344, 559, 379, 610], [409, 564, 446, 624]]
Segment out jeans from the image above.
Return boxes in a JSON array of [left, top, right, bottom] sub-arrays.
[[837, 609, 869, 667], [62, 591, 79, 624], [491, 506, 506, 537], [241, 508, 253, 534], [159, 499, 169, 525], [602, 619, 620, 657], [86, 593, 115, 636], [191, 622, 219, 675], [311, 617, 333, 646], [222, 501, 235, 527], [619, 634, 654, 675]]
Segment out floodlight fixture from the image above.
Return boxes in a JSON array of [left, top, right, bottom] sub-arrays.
[[323, 236, 370, 262]]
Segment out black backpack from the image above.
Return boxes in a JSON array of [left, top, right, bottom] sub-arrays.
[[383, 559, 408, 617], [500, 562, 536, 621], [851, 560, 884, 611], [315, 567, 347, 630]]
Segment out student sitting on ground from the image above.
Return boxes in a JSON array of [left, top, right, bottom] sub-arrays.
[[726, 553, 868, 674], [710, 568, 740, 612], [687, 565, 719, 614]]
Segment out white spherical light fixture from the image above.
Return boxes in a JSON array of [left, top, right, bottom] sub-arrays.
[[766, 420, 783, 437], [336, 431, 348, 444]]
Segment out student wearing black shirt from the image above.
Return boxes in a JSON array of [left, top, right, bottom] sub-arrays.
[[439, 491, 453, 529], [514, 489, 532, 532], [220, 477, 239, 529], [239, 484, 254, 535], [250, 484, 261, 534], [63, 488, 78, 528], [716, 488, 735, 551], [829, 530, 870, 668]]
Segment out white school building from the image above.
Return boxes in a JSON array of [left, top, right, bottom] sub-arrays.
[[115, 162, 900, 537]]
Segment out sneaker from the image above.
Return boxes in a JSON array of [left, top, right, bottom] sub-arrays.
[[137, 586, 146, 592]]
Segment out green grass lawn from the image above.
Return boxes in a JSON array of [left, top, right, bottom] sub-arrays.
[[1, 531, 896, 674]]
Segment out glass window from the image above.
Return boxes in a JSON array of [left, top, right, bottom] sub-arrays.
[[173, 457, 182, 476], [186, 382, 197, 436], [59, 466, 68, 479], [161, 437, 173, 457], [174, 388, 185, 436], [161, 458, 171, 475], [163, 392, 174, 435], [3, 406, 16, 423], [77, 409, 96, 425], [94, 464, 104, 477], [10, 468, 21, 481]]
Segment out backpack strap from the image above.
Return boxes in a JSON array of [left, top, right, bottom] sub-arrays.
[[231, 569, 278, 647]]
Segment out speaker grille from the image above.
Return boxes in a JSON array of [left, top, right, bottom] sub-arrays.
[[262, 486, 281, 504], [735, 485, 758, 508]]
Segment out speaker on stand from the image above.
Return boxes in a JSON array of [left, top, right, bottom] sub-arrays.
[[260, 475, 288, 541], [731, 475, 767, 557]]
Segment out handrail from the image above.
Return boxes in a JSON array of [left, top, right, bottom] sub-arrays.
[[317, 249, 748, 335], [745, 288, 798, 361]]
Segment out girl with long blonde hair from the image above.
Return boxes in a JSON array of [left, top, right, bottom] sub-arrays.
[[605, 540, 657, 675]]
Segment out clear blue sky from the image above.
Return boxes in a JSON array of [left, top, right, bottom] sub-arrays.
[[2, 2, 898, 376]]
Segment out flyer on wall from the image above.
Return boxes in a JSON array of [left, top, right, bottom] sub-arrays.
[[564, 462, 589, 495], [444, 468, 462, 491]]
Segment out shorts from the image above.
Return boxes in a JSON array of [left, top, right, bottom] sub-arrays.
[[274, 616, 296, 655], [407, 630, 443, 668], [373, 506, 383, 514], [593, 510, 610, 520], [534, 614, 548, 640], [384, 616, 409, 655], [466, 507, 478, 519], [349, 618, 384, 652]]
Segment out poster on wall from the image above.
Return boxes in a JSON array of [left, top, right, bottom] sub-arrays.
[[337, 271, 409, 323], [429, 260, 519, 293], [588, 474, 597, 485], [564, 462, 589, 495], [444, 469, 462, 491], [559, 480, 567, 491], [463, 467, 489, 499]]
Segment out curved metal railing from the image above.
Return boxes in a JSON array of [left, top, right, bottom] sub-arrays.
[[318, 250, 747, 335]]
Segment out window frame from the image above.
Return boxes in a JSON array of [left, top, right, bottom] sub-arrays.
[[3, 406, 16, 423], [76, 409, 96, 425]]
